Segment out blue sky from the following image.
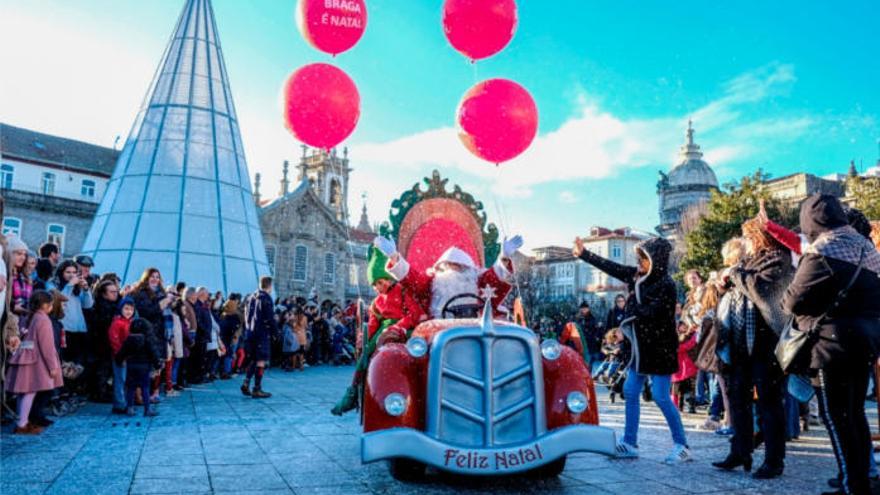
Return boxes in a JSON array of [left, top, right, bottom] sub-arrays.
[[1, 0, 878, 250]]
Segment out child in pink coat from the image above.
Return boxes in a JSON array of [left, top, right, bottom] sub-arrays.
[[672, 321, 698, 413], [5, 290, 63, 434]]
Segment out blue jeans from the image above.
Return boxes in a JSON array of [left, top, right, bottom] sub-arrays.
[[709, 374, 724, 419], [112, 361, 127, 410], [623, 372, 688, 447], [695, 370, 710, 403], [171, 359, 181, 383]]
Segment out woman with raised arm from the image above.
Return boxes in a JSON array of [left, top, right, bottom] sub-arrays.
[[573, 236, 690, 464]]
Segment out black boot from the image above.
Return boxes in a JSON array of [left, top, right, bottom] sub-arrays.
[[751, 462, 783, 479], [712, 454, 752, 473]]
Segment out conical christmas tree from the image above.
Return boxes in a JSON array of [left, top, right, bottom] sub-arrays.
[[82, 0, 270, 294]]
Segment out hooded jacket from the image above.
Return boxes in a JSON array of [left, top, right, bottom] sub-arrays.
[[578, 237, 679, 375], [783, 194, 880, 369]]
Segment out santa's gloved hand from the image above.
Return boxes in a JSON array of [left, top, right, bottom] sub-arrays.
[[373, 236, 397, 257], [378, 326, 407, 347], [502, 235, 523, 257]]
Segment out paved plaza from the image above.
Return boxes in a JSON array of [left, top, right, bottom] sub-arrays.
[[1, 365, 865, 494]]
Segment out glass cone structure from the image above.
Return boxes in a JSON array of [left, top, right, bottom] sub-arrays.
[[82, 0, 270, 294]]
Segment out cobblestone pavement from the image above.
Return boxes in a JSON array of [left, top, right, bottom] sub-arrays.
[[2, 365, 872, 494]]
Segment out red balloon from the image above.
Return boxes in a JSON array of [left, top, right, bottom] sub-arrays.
[[456, 78, 538, 164], [296, 0, 367, 56], [283, 63, 360, 150], [442, 0, 517, 62]]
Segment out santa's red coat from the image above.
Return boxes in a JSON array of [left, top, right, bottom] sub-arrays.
[[387, 256, 514, 319]]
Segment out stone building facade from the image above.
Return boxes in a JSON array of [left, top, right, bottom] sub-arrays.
[[257, 148, 374, 304], [1, 123, 118, 256]]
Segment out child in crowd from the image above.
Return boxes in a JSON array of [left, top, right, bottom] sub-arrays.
[[594, 329, 622, 384], [672, 321, 698, 414], [115, 318, 162, 417], [281, 313, 299, 371], [108, 297, 136, 414], [6, 290, 63, 434]]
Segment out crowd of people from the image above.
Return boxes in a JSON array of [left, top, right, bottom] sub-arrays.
[[573, 194, 880, 495], [0, 233, 360, 432]]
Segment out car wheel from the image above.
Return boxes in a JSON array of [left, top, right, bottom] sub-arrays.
[[388, 458, 425, 482], [529, 456, 566, 478]]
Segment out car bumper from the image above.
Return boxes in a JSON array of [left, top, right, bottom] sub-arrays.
[[362, 424, 617, 475]]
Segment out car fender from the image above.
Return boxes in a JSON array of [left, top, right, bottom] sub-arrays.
[[363, 343, 426, 433], [542, 346, 600, 428]]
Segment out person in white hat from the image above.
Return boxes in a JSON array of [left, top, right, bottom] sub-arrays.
[[373, 235, 523, 320]]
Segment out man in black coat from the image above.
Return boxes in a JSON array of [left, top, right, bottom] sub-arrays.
[[241, 277, 278, 399], [783, 194, 880, 495], [574, 236, 690, 463], [575, 302, 602, 370]]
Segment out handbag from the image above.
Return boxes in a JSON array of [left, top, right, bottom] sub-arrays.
[[9, 339, 37, 365], [775, 247, 865, 374]]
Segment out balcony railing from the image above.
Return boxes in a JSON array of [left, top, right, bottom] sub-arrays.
[[1, 182, 101, 204]]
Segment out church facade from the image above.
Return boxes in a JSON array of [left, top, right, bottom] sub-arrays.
[[257, 147, 374, 304], [656, 121, 719, 243]]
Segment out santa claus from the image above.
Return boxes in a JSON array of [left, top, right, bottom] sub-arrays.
[[372, 235, 523, 320]]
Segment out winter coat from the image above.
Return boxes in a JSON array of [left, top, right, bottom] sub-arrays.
[[578, 237, 679, 375], [5, 312, 63, 393], [182, 300, 198, 337], [108, 316, 133, 356], [672, 333, 698, 383], [282, 324, 299, 353], [782, 194, 880, 370], [169, 312, 184, 359], [115, 332, 161, 380], [132, 287, 167, 358], [695, 317, 723, 373], [245, 290, 276, 341], [88, 295, 118, 360], [294, 317, 308, 347], [49, 282, 93, 333], [605, 306, 626, 331], [576, 314, 602, 356], [730, 247, 794, 337], [220, 312, 242, 347]]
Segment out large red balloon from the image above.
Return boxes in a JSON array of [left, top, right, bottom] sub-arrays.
[[456, 78, 538, 164], [283, 63, 360, 150], [442, 0, 517, 62], [296, 0, 367, 56]]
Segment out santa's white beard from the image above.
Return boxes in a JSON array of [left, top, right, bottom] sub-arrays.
[[430, 267, 480, 319]]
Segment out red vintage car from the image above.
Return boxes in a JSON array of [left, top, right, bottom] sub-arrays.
[[360, 171, 616, 480]]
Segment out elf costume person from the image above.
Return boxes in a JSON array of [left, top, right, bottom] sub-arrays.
[[331, 246, 425, 416]]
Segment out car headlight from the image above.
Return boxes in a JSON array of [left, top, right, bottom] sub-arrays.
[[566, 391, 588, 414], [384, 393, 407, 417], [541, 339, 561, 361], [406, 336, 427, 358]]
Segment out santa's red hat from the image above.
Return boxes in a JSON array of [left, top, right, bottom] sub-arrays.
[[432, 247, 477, 271]]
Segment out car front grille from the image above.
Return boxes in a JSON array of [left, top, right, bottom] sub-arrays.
[[426, 326, 546, 448]]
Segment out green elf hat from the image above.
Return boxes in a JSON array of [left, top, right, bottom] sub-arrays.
[[367, 245, 393, 285]]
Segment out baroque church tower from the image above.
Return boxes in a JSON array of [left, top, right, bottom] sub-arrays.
[[297, 145, 351, 223]]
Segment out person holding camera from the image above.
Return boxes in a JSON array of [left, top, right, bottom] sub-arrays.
[[47, 260, 94, 366]]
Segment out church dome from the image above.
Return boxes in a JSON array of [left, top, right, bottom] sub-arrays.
[[667, 122, 718, 188]]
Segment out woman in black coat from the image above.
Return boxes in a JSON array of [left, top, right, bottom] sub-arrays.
[[783, 194, 880, 495], [713, 220, 793, 480], [130, 268, 172, 398], [574, 236, 690, 463]]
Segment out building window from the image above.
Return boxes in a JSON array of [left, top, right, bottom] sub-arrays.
[[611, 244, 622, 259], [293, 245, 307, 281], [265, 245, 276, 275], [47, 224, 65, 253], [41, 172, 55, 195], [2, 217, 22, 237], [323, 253, 336, 285], [81, 179, 96, 198], [1, 164, 13, 189]]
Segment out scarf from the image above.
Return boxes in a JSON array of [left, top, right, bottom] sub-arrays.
[[804, 225, 880, 274]]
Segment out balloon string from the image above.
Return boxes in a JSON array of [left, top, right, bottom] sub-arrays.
[[491, 167, 523, 319]]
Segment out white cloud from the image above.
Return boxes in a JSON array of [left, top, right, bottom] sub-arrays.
[[559, 191, 577, 204], [347, 63, 812, 207]]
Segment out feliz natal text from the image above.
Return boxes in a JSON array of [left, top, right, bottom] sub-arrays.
[[443, 444, 545, 471], [321, 1, 363, 29]]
